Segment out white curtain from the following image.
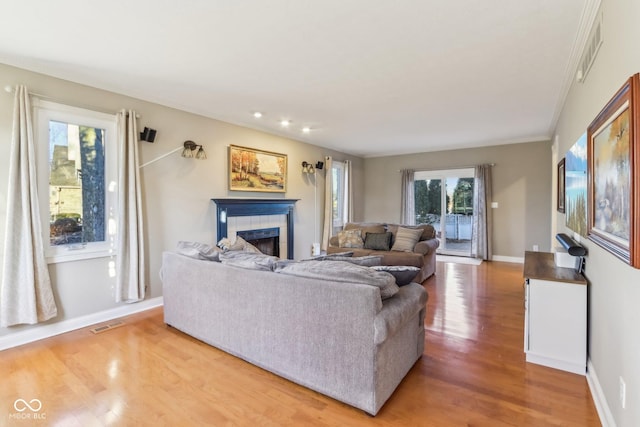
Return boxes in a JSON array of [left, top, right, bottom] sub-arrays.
[[1, 85, 58, 326], [400, 169, 415, 225], [472, 164, 493, 260], [321, 156, 333, 251], [115, 110, 145, 302], [343, 160, 353, 224]]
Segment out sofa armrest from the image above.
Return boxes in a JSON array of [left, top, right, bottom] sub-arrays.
[[414, 238, 439, 255], [374, 284, 428, 345]]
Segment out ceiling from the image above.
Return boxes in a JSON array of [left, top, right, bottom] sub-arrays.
[[0, 1, 593, 157]]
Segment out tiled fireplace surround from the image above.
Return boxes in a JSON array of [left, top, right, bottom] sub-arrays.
[[212, 199, 299, 259]]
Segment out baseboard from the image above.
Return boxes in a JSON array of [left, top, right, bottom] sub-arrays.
[[586, 358, 616, 427], [491, 255, 524, 263], [0, 296, 163, 351]]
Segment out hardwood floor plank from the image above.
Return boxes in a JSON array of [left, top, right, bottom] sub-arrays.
[[0, 260, 600, 426]]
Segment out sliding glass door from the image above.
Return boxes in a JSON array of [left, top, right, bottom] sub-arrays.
[[414, 168, 474, 256]]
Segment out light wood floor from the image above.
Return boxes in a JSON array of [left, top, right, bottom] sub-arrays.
[[1, 260, 600, 426]]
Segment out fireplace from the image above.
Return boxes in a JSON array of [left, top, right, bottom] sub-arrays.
[[236, 227, 280, 257], [212, 199, 298, 259]]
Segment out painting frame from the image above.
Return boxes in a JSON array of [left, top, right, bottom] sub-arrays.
[[587, 74, 640, 268], [228, 145, 287, 193], [557, 158, 566, 213]]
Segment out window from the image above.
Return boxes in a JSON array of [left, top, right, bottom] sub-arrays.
[[35, 101, 117, 263], [331, 161, 345, 231]]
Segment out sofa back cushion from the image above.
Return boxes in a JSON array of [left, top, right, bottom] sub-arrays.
[[344, 222, 386, 235]]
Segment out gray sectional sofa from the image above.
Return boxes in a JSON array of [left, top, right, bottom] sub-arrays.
[[161, 251, 428, 415]]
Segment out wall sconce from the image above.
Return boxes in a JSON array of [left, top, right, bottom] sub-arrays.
[[140, 127, 157, 142], [182, 140, 207, 159], [302, 161, 324, 174], [302, 161, 315, 174]]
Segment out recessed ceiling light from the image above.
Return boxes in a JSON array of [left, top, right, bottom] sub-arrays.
[[302, 127, 311, 134], [280, 120, 291, 127], [253, 112, 263, 118]]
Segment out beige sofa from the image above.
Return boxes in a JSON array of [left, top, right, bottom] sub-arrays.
[[328, 222, 440, 283]]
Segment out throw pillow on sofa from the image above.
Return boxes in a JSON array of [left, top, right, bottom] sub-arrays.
[[338, 229, 364, 248], [387, 224, 436, 242], [363, 231, 393, 251], [391, 227, 424, 252], [217, 236, 262, 253], [371, 265, 420, 286], [176, 241, 222, 261], [219, 251, 279, 271]]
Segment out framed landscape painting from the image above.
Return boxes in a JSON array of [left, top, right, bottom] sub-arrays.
[[565, 133, 587, 236], [587, 74, 640, 268], [557, 158, 566, 213], [229, 145, 287, 193]]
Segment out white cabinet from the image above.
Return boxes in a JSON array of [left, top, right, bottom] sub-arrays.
[[523, 251, 587, 375]]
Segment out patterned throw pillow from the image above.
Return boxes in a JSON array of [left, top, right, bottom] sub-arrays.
[[363, 232, 393, 251], [338, 229, 364, 248], [371, 265, 420, 285], [390, 227, 424, 252]]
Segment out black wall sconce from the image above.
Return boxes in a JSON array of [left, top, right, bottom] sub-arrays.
[[302, 161, 324, 174], [182, 140, 207, 159], [302, 161, 314, 174], [140, 127, 157, 142], [302, 162, 324, 173]]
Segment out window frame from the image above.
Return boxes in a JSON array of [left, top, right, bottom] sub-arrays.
[[35, 100, 118, 264]]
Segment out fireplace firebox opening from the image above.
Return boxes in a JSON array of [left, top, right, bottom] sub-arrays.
[[236, 227, 280, 257]]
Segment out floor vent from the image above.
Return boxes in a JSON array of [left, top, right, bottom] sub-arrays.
[[577, 12, 603, 83], [90, 320, 125, 334]]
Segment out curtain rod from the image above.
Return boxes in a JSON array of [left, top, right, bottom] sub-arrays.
[[4, 84, 139, 118], [398, 163, 495, 172]]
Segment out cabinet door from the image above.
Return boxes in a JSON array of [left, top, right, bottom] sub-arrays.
[[528, 279, 586, 364]]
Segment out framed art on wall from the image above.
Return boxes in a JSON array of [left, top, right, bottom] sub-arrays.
[[557, 158, 566, 213], [587, 74, 640, 268], [229, 145, 287, 193], [565, 133, 588, 236]]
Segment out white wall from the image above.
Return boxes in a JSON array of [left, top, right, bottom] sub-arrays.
[[0, 63, 363, 339], [553, 0, 640, 425]]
